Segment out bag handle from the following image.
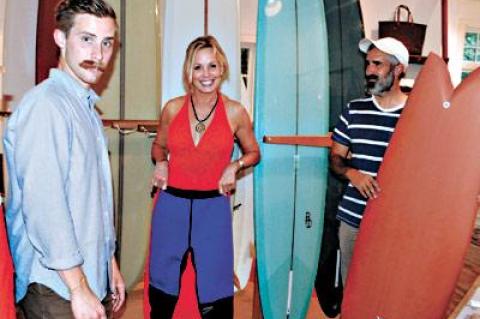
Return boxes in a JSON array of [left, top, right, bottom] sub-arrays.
[[394, 5, 414, 23]]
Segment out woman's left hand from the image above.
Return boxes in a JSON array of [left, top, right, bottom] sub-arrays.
[[218, 162, 239, 195]]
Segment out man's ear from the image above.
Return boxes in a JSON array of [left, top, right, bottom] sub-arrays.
[[394, 64, 405, 78], [53, 29, 66, 49]]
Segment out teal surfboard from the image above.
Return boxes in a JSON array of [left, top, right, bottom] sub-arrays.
[[253, 1, 329, 318]]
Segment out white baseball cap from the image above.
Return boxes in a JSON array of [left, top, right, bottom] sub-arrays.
[[359, 37, 409, 69]]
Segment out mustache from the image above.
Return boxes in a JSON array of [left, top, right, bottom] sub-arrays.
[[79, 60, 106, 72], [366, 75, 378, 88]]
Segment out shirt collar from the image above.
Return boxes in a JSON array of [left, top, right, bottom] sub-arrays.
[[372, 95, 405, 113], [49, 68, 100, 108]]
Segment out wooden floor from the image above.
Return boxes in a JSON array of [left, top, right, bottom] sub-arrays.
[[446, 242, 480, 316], [114, 236, 480, 318], [116, 280, 333, 319]]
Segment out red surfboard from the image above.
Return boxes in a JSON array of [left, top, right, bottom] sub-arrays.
[[342, 53, 480, 319], [0, 204, 15, 319]]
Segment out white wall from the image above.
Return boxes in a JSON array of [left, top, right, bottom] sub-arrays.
[[2, 0, 471, 103], [240, 0, 447, 88], [240, 0, 258, 43], [0, 0, 6, 98], [240, 0, 443, 56], [448, 0, 480, 85], [3, 0, 38, 109], [0, 0, 6, 156], [359, 0, 443, 57], [239, 0, 445, 88]]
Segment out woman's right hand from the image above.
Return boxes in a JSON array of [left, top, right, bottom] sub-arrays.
[[152, 161, 168, 190]]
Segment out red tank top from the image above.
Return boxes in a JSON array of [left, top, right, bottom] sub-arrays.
[[167, 95, 234, 190]]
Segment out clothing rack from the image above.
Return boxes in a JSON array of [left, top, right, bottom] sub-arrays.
[[1, 109, 338, 142], [0, 110, 159, 135], [102, 119, 158, 135], [1, 108, 338, 143]]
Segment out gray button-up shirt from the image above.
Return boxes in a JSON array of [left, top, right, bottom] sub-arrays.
[[4, 69, 116, 301]]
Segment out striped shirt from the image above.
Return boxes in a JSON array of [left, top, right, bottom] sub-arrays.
[[332, 96, 404, 228]]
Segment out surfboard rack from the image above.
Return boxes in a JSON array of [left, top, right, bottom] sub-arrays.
[[263, 134, 332, 147]]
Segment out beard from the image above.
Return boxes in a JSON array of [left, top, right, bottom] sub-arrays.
[[365, 69, 395, 96]]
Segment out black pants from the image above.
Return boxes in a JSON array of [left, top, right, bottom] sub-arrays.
[[149, 285, 233, 319]]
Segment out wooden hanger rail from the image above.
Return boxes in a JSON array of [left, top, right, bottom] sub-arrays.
[[0, 108, 159, 134], [263, 134, 332, 148], [0, 108, 333, 142], [102, 119, 158, 133]]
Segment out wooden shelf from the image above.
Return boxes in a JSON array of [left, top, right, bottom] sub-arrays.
[[410, 55, 449, 65], [410, 55, 428, 64]]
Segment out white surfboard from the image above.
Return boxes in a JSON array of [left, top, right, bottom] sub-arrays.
[[161, 0, 253, 290], [161, 0, 204, 104], [161, 0, 240, 103]]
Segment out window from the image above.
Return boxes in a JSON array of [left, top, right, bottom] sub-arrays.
[[464, 32, 480, 62], [241, 47, 250, 88], [462, 29, 480, 79], [240, 42, 256, 115]]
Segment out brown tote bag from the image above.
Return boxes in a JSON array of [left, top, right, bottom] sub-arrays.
[[379, 5, 427, 56]]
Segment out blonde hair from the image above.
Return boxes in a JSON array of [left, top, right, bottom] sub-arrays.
[[182, 35, 229, 92]]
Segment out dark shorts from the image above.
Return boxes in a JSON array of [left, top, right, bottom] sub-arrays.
[[149, 187, 233, 304], [16, 283, 112, 319]]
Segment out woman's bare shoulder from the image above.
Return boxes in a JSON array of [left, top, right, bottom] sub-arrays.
[[222, 94, 246, 117], [162, 95, 186, 118]]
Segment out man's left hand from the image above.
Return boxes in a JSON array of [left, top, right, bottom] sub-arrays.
[[111, 257, 126, 313]]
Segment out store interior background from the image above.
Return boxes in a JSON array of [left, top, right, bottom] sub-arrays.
[[1, 0, 480, 317]]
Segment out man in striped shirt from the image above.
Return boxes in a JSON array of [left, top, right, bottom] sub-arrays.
[[330, 37, 409, 285]]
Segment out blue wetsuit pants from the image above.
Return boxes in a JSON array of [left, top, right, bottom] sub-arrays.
[[149, 187, 233, 304]]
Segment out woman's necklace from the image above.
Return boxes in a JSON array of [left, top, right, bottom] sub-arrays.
[[191, 94, 219, 133]]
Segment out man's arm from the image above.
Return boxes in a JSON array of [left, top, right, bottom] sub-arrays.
[[15, 99, 83, 269], [110, 257, 125, 312], [330, 141, 380, 199], [59, 267, 106, 319]]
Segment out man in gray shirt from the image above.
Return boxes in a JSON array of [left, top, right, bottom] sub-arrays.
[[3, 1, 125, 318]]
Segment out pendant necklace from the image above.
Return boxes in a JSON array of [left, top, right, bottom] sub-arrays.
[[191, 94, 219, 134]]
